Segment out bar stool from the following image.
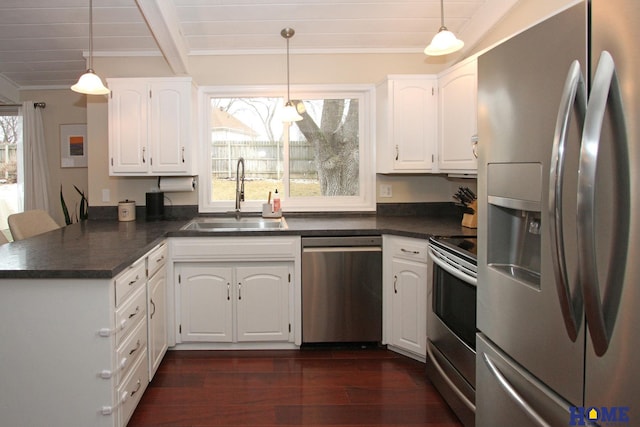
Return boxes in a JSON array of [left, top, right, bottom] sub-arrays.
[[8, 210, 60, 241]]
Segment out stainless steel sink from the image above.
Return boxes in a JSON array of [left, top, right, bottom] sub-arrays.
[[181, 216, 287, 232]]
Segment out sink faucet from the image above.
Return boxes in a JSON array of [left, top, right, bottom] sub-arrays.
[[235, 157, 245, 212]]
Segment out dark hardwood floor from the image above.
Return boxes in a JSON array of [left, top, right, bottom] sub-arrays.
[[128, 346, 463, 427]]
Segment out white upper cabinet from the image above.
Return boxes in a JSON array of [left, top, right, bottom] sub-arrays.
[[376, 76, 438, 173], [437, 58, 478, 174], [108, 77, 196, 176]]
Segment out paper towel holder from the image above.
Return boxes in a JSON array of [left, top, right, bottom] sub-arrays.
[[158, 176, 197, 192]]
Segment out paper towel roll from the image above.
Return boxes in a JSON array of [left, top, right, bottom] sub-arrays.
[[159, 176, 196, 192]]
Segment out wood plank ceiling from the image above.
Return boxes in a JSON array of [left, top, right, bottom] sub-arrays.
[[0, 0, 519, 90]]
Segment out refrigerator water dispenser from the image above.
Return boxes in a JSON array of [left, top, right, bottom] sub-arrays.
[[486, 163, 542, 288]]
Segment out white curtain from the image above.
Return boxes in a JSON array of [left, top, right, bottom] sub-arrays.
[[20, 101, 51, 212]]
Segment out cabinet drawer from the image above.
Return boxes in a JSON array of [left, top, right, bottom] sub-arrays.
[[115, 260, 146, 307], [116, 350, 149, 427], [147, 242, 167, 278], [389, 237, 428, 263], [115, 318, 148, 383], [115, 285, 147, 346]]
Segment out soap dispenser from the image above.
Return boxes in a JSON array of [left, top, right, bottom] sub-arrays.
[[273, 189, 281, 213]]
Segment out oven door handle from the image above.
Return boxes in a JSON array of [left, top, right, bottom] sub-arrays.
[[428, 247, 477, 286]]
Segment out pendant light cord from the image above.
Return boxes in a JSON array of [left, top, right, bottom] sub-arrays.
[[440, 0, 445, 28], [88, 0, 94, 70], [286, 36, 291, 102]]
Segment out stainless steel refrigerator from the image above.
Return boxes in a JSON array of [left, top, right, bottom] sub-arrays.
[[476, 0, 639, 425]]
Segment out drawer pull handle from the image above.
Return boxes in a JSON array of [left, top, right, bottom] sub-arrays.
[[128, 275, 139, 286], [401, 248, 420, 254], [238, 283, 242, 300], [130, 380, 142, 397], [129, 340, 141, 356], [227, 283, 230, 301], [128, 306, 140, 319], [393, 275, 398, 294], [150, 298, 156, 319]]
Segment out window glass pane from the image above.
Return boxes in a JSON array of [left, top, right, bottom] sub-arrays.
[[290, 98, 359, 198], [209, 97, 284, 202], [201, 86, 373, 213], [0, 110, 22, 236]]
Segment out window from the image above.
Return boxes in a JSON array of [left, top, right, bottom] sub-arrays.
[[198, 85, 375, 213], [0, 106, 22, 237]]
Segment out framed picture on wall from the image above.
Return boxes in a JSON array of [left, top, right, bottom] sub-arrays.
[[60, 123, 87, 168]]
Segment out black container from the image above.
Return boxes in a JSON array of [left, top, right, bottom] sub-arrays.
[[146, 191, 165, 221]]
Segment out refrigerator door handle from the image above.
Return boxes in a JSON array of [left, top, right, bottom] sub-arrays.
[[481, 352, 552, 427], [578, 51, 631, 356], [549, 60, 587, 342]]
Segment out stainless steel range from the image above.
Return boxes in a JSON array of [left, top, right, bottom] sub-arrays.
[[426, 236, 477, 427]]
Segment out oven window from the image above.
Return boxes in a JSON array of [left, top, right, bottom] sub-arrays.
[[433, 265, 477, 349]]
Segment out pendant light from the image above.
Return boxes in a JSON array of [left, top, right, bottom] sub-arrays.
[[280, 28, 302, 122], [424, 0, 464, 56], [71, 0, 110, 95]]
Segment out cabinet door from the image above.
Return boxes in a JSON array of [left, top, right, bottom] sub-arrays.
[[390, 257, 427, 356], [148, 267, 167, 379], [177, 264, 233, 342], [149, 81, 192, 174], [235, 264, 291, 342], [392, 78, 437, 171], [438, 59, 478, 173], [108, 81, 149, 174]]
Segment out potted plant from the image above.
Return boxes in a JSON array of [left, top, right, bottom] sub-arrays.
[[60, 185, 88, 225]]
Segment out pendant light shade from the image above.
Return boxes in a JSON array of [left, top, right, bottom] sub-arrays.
[[281, 28, 302, 122], [72, 0, 110, 95], [71, 69, 110, 95], [424, 0, 464, 56]]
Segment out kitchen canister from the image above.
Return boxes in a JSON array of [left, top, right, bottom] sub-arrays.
[[118, 200, 136, 222]]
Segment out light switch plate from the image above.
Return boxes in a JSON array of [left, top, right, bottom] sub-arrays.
[[102, 189, 110, 202]]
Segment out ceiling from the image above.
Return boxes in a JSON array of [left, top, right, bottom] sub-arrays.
[[0, 0, 519, 91]]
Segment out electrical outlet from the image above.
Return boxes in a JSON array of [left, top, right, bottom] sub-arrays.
[[379, 184, 393, 198], [102, 189, 110, 202]]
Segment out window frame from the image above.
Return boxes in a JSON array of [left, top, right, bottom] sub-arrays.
[[197, 84, 376, 213]]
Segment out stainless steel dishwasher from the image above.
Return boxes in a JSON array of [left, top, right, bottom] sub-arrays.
[[302, 236, 382, 343]]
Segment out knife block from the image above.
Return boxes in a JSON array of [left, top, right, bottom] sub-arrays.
[[462, 200, 478, 229]]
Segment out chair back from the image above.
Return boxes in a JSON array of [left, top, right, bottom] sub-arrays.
[[8, 210, 60, 241]]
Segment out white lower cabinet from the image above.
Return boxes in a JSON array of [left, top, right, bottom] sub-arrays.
[[112, 258, 149, 426], [176, 262, 291, 343], [0, 245, 172, 427], [383, 235, 428, 360], [170, 236, 302, 348], [177, 264, 233, 341], [147, 242, 168, 379]]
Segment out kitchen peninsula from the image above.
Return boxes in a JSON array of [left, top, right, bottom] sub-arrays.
[[0, 211, 474, 427]]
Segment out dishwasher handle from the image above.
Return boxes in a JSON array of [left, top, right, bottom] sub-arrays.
[[303, 246, 382, 253]]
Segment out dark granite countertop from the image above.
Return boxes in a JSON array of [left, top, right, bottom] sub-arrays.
[[0, 212, 475, 279]]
